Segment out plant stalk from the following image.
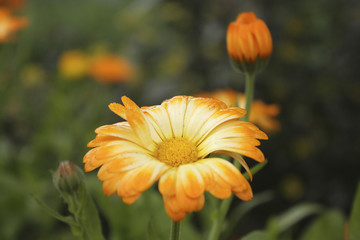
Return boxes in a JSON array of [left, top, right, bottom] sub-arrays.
[[170, 220, 181, 240], [208, 72, 256, 240]]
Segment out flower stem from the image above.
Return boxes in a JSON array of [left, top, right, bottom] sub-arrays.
[[208, 72, 256, 240], [242, 72, 256, 121], [170, 220, 181, 240]]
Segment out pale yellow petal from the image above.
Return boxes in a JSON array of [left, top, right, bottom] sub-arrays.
[[194, 108, 247, 145], [183, 98, 224, 142], [144, 105, 173, 140], [199, 139, 265, 162], [126, 109, 156, 151], [162, 96, 189, 138], [95, 122, 139, 143]]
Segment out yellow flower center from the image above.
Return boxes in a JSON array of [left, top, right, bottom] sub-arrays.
[[156, 138, 198, 167]]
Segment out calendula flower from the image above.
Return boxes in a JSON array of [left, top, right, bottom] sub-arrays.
[[84, 96, 267, 221], [0, 7, 28, 42], [58, 50, 89, 80], [227, 12, 272, 74], [197, 89, 280, 132], [89, 54, 134, 83]]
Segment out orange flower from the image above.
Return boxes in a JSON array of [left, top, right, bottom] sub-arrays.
[[227, 12, 272, 73], [0, 7, 27, 42], [89, 54, 134, 83], [58, 50, 89, 80], [0, 0, 25, 10], [84, 96, 267, 221], [197, 89, 280, 132]]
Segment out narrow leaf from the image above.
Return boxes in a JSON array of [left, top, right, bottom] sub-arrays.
[[32, 194, 77, 226], [299, 210, 345, 240], [274, 203, 323, 232], [242, 230, 268, 240], [349, 182, 360, 240], [224, 191, 274, 239]]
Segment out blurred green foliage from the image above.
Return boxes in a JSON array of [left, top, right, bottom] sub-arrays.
[[1, 0, 360, 239], [241, 182, 360, 240]]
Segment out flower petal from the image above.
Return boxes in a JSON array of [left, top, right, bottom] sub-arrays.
[[144, 105, 173, 141], [108, 103, 127, 120], [202, 158, 253, 201], [117, 158, 168, 200], [94, 122, 139, 144], [163, 195, 186, 222], [214, 150, 253, 181], [126, 109, 156, 151], [162, 96, 189, 138], [183, 98, 225, 142], [159, 168, 177, 196], [178, 164, 205, 198], [194, 108, 247, 144]]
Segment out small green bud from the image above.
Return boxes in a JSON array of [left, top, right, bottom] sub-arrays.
[[53, 161, 85, 194]]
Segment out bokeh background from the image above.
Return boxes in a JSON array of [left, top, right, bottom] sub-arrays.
[[1, 0, 360, 239]]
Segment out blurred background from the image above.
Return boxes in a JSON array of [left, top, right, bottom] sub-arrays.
[[1, 0, 360, 239]]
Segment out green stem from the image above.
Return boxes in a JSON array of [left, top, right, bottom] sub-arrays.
[[208, 72, 256, 240], [242, 72, 256, 121], [170, 221, 181, 240], [208, 196, 233, 240]]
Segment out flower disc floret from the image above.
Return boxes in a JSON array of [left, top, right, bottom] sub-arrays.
[[156, 138, 198, 167]]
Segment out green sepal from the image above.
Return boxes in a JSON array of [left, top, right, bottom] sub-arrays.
[[230, 57, 270, 75]]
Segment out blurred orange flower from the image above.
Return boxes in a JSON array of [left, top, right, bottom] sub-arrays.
[[227, 12, 272, 73], [84, 96, 267, 221], [197, 89, 280, 132], [0, 0, 25, 10], [0, 7, 27, 42], [58, 50, 89, 80], [89, 54, 134, 83]]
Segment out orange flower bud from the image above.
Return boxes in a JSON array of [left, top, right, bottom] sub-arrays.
[[227, 12, 272, 73]]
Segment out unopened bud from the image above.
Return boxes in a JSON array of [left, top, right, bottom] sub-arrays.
[[227, 12, 272, 74], [53, 161, 85, 194]]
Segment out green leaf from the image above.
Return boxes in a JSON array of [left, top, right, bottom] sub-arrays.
[[223, 191, 274, 239], [299, 210, 345, 240], [76, 185, 106, 240], [273, 203, 323, 232], [32, 194, 77, 226], [349, 182, 360, 240], [266, 203, 323, 239], [242, 230, 268, 240]]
